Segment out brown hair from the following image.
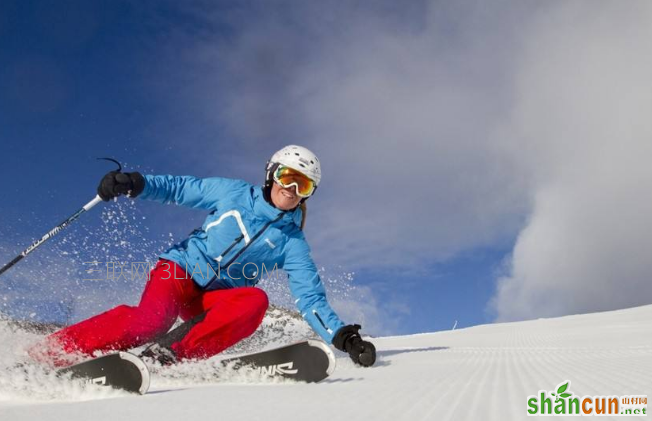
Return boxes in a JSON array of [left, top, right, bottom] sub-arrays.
[[299, 202, 307, 230]]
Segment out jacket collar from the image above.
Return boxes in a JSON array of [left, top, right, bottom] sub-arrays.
[[253, 186, 302, 227]]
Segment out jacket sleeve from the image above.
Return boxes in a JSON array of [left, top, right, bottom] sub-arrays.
[[139, 175, 246, 210], [284, 236, 346, 344]]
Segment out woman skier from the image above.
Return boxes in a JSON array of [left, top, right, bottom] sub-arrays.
[[37, 145, 376, 368]]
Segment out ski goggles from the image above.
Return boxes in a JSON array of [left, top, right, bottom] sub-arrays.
[[273, 165, 316, 198]]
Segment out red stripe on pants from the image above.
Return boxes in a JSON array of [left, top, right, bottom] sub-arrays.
[[41, 260, 268, 364]]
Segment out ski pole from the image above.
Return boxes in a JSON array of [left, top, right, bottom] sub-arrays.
[[0, 195, 104, 278]]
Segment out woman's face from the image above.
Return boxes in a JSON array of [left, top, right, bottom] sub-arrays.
[[271, 181, 302, 210]]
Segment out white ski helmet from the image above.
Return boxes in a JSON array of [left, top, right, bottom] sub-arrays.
[[266, 145, 321, 186]]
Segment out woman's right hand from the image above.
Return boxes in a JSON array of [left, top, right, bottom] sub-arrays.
[[97, 171, 145, 201]]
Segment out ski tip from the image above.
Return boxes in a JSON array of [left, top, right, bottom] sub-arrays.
[[119, 352, 150, 395], [306, 340, 337, 376]]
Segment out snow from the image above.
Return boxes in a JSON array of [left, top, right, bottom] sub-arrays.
[[1, 304, 651, 420]]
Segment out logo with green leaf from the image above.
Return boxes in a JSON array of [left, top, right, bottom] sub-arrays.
[[550, 381, 573, 403]]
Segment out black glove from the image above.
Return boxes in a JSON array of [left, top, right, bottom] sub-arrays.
[[332, 324, 376, 367], [97, 171, 145, 201]]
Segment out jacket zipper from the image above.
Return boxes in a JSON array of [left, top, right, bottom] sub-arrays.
[[219, 212, 285, 270], [204, 212, 285, 289]]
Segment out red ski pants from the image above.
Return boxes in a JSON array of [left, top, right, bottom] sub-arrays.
[[44, 260, 268, 363]]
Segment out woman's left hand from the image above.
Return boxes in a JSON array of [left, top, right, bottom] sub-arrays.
[[332, 324, 377, 367]]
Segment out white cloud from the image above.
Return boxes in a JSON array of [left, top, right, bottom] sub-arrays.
[[491, 1, 652, 321]]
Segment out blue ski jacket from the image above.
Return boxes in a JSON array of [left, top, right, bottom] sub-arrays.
[[139, 174, 345, 344]]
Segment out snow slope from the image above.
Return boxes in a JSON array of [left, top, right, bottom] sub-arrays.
[[1, 304, 650, 421]]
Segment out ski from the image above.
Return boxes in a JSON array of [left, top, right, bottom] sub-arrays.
[[54, 340, 333, 394], [57, 352, 150, 395], [219, 340, 336, 383]]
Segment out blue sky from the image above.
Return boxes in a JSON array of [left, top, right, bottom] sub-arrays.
[[1, 1, 651, 336]]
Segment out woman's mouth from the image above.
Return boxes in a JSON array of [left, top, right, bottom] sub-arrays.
[[281, 190, 295, 199]]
